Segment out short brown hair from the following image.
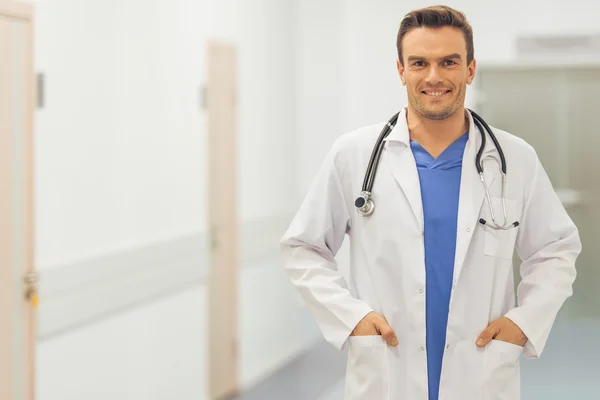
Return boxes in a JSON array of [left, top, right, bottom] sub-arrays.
[[397, 5, 474, 66]]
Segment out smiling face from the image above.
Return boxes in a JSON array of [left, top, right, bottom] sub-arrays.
[[397, 26, 476, 120]]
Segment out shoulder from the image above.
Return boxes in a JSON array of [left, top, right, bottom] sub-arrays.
[[333, 122, 384, 149], [322, 122, 387, 183], [487, 125, 539, 168], [329, 122, 386, 166], [486, 124, 549, 204]]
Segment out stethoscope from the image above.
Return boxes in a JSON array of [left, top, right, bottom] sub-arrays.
[[354, 109, 519, 230]]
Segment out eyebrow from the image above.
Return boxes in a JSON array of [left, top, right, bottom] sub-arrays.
[[407, 53, 462, 62]]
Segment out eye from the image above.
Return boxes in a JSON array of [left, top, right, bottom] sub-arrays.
[[443, 60, 457, 66], [413, 61, 425, 67]]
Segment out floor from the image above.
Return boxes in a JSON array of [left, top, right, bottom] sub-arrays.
[[233, 316, 600, 400], [232, 339, 346, 400]]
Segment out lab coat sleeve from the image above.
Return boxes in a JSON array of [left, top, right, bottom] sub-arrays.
[[280, 140, 374, 351], [504, 152, 581, 359]]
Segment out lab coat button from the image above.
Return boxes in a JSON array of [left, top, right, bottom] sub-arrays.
[[421, 346, 425, 351], [466, 227, 471, 232], [419, 288, 424, 294]]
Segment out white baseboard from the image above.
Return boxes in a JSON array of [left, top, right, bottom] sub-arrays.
[[38, 213, 293, 340]]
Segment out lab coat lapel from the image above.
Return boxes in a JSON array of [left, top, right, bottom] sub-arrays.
[[383, 109, 424, 233], [453, 111, 495, 284]]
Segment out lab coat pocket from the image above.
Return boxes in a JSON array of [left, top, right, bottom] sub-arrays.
[[481, 339, 522, 400], [344, 335, 390, 400], [483, 197, 519, 259]]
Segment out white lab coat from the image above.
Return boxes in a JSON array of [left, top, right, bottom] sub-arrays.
[[280, 108, 581, 400]]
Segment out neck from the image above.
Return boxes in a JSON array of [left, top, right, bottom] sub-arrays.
[[406, 106, 468, 150]]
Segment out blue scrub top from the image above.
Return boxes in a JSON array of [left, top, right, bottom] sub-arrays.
[[410, 132, 468, 400]]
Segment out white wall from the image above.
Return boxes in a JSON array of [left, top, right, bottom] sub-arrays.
[[295, 0, 600, 191], [37, 285, 210, 400], [31, 0, 307, 399], [36, 255, 320, 400], [294, 0, 346, 196], [236, 0, 298, 221], [33, 0, 297, 270]]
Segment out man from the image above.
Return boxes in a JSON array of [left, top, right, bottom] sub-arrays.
[[280, 5, 581, 400]]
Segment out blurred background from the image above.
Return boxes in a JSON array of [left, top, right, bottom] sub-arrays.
[[1, 0, 599, 399]]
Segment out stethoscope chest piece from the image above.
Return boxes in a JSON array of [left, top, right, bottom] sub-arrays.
[[355, 191, 375, 216]]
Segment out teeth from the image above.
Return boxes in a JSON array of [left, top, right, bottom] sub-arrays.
[[426, 91, 447, 96]]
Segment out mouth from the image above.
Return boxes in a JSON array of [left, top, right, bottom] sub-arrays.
[[421, 90, 451, 97]]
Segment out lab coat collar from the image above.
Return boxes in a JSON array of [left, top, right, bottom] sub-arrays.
[[382, 107, 410, 145], [383, 107, 495, 155], [464, 107, 499, 190], [465, 107, 497, 161]]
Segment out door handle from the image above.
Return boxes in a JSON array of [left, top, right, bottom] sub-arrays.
[[23, 272, 39, 308]]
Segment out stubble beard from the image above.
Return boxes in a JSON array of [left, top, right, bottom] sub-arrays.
[[408, 85, 466, 121]]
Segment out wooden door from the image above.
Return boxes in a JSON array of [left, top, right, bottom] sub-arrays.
[[206, 40, 239, 399], [0, 2, 37, 400]]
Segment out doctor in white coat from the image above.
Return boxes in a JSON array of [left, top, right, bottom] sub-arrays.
[[280, 5, 581, 400]]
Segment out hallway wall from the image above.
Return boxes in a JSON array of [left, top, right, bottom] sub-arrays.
[[37, 255, 321, 400], [32, 0, 298, 269], [30, 0, 308, 398]]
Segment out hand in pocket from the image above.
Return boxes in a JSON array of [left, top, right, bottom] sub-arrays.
[[351, 312, 398, 347], [476, 317, 527, 348]]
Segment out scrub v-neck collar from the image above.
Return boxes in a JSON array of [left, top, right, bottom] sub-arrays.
[[410, 132, 469, 170]]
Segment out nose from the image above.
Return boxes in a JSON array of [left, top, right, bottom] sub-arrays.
[[425, 65, 443, 85]]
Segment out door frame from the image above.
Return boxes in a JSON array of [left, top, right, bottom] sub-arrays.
[[0, 1, 32, 20], [206, 39, 239, 400], [0, 1, 36, 399]]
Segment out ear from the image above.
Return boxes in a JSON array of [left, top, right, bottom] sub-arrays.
[[466, 58, 476, 85], [397, 59, 406, 86]]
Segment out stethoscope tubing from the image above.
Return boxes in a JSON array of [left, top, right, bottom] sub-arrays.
[[355, 108, 519, 229], [360, 109, 504, 195]]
